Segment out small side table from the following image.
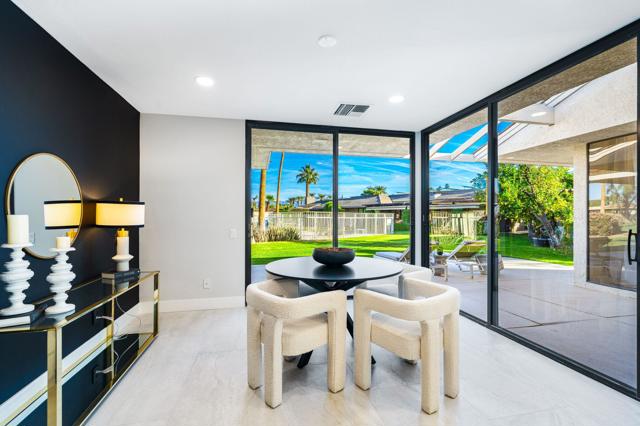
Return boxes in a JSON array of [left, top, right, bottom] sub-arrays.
[[431, 254, 449, 281]]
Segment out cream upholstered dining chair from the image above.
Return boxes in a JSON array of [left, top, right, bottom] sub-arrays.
[[359, 264, 432, 299], [354, 271, 460, 414], [246, 279, 347, 408]]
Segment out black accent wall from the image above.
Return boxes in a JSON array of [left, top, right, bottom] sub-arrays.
[[0, 1, 140, 424]]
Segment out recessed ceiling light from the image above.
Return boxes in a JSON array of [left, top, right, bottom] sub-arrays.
[[195, 76, 215, 88], [531, 111, 547, 117], [389, 95, 405, 104], [317, 35, 337, 48]]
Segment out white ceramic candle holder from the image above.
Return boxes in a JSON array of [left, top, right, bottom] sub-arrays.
[[0, 243, 35, 316], [45, 247, 76, 315]]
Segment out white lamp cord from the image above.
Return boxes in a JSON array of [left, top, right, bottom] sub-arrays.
[[94, 298, 143, 375]]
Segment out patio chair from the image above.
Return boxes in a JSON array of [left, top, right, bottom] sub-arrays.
[[474, 254, 504, 275], [442, 240, 485, 268], [374, 246, 410, 263], [373, 241, 438, 264]]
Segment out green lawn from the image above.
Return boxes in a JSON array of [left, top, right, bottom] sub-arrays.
[[252, 232, 573, 266], [251, 233, 409, 265], [432, 233, 573, 266]]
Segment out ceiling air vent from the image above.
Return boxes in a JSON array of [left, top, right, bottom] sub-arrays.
[[334, 104, 370, 117]]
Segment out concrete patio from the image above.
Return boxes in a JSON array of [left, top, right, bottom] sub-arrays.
[[442, 257, 637, 388]]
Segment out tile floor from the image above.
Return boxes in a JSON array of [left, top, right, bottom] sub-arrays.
[[86, 306, 640, 426]]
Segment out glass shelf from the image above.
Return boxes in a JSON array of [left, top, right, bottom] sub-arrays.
[[0, 271, 159, 334]]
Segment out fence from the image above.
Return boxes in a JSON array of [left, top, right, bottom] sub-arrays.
[[254, 212, 395, 240], [429, 210, 484, 238]]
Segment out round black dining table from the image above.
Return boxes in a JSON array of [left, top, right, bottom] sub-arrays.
[[265, 256, 403, 368]]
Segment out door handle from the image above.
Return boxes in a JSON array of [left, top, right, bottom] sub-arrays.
[[627, 229, 637, 265]]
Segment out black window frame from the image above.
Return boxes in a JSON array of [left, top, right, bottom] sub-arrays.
[[421, 19, 640, 400], [245, 120, 416, 288]]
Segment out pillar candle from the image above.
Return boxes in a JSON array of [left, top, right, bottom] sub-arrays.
[[7, 215, 29, 244], [56, 236, 71, 249]]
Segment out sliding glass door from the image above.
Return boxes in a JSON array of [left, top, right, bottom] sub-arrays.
[[338, 133, 412, 261], [495, 37, 637, 389], [423, 34, 639, 397], [426, 109, 489, 320], [249, 128, 334, 283], [247, 124, 415, 285]]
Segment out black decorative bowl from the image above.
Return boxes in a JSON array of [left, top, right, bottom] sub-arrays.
[[312, 247, 355, 267]]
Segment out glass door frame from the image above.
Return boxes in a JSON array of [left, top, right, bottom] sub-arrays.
[[245, 120, 416, 287], [421, 22, 640, 399]]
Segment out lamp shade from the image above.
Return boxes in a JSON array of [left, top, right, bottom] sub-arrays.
[[44, 200, 82, 229], [95, 201, 145, 228]]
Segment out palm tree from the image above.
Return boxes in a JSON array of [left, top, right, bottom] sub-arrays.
[[265, 194, 275, 212], [361, 185, 387, 196], [287, 197, 297, 208], [275, 152, 285, 213], [317, 193, 327, 201], [258, 169, 267, 230], [296, 164, 320, 205]]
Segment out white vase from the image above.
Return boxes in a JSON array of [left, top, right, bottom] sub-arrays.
[[0, 243, 35, 316], [45, 247, 76, 315]]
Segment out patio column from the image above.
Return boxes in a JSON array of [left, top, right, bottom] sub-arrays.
[[573, 144, 588, 285]]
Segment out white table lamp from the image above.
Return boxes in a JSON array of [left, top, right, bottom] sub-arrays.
[[95, 199, 145, 272]]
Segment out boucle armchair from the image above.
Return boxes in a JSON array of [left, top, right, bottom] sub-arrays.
[[246, 279, 347, 408], [354, 273, 460, 414], [359, 264, 432, 299]]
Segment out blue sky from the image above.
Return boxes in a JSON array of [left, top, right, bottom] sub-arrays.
[[250, 152, 411, 201], [250, 123, 513, 201]]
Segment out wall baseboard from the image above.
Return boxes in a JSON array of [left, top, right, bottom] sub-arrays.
[[158, 296, 245, 313]]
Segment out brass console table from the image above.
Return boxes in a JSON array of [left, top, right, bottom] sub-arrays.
[[0, 271, 159, 426]]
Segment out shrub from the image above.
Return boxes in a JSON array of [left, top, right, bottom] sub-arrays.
[[589, 213, 623, 236], [401, 209, 410, 225], [252, 225, 301, 242]]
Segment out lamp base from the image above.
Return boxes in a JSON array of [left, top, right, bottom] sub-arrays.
[[113, 236, 134, 272], [0, 243, 35, 316]]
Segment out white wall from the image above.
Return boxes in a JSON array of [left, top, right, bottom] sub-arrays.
[[140, 114, 245, 311]]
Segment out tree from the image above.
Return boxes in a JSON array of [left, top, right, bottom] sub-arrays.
[[265, 194, 275, 212], [317, 193, 327, 201], [472, 164, 573, 248], [258, 169, 267, 231], [275, 152, 285, 213], [323, 201, 344, 212], [296, 164, 319, 204], [362, 185, 387, 196]]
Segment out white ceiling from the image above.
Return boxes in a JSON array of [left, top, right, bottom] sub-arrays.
[[13, 0, 640, 131]]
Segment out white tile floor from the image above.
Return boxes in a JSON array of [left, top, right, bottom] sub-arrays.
[[86, 307, 640, 426]]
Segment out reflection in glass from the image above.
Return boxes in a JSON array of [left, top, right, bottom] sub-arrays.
[[496, 38, 637, 388], [588, 136, 637, 290], [428, 109, 489, 320]]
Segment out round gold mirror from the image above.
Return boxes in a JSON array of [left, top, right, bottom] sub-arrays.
[[5, 153, 83, 259]]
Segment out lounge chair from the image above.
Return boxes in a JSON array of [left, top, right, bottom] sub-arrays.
[[442, 240, 485, 269], [373, 241, 438, 264], [374, 247, 410, 263], [474, 254, 504, 275]]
